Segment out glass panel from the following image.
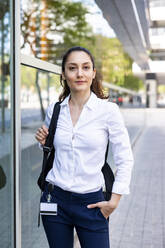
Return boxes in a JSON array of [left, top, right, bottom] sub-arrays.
[[0, 0, 13, 247], [149, 28, 165, 49], [20, 0, 94, 64], [21, 66, 61, 247]]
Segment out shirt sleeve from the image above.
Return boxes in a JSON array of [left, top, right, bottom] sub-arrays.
[[106, 103, 134, 195], [38, 102, 55, 150]]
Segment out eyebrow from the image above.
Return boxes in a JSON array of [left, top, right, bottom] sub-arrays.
[[67, 62, 91, 66]]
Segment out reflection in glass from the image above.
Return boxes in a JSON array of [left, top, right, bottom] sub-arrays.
[[21, 66, 61, 247], [0, 0, 12, 247], [21, 0, 94, 63]]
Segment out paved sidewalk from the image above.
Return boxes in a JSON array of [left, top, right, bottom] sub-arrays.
[[110, 109, 165, 248]]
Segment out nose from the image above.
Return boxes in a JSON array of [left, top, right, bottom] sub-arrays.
[[77, 68, 83, 77]]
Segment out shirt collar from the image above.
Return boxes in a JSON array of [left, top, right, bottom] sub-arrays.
[[60, 94, 70, 107], [60, 92, 97, 111]]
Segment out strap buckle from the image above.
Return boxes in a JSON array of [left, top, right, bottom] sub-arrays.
[[43, 146, 53, 153]]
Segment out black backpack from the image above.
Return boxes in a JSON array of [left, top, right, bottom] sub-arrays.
[[37, 102, 114, 201]]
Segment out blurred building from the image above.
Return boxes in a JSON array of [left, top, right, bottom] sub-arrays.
[[95, 0, 165, 108]]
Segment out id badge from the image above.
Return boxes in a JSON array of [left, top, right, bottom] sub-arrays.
[[40, 202, 57, 215]]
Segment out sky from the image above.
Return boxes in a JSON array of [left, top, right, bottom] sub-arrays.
[[72, 0, 116, 38]]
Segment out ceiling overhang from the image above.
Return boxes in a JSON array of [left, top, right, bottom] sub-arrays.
[[95, 0, 150, 70]]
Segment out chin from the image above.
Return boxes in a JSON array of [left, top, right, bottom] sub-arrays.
[[73, 85, 90, 92]]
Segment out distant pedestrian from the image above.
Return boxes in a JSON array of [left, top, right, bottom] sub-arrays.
[[137, 95, 142, 106], [35, 46, 134, 248], [118, 95, 123, 106], [129, 96, 133, 104]]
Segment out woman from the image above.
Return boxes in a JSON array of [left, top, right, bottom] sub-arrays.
[[35, 46, 134, 248]]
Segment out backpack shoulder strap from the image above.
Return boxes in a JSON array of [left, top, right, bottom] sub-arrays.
[[105, 141, 109, 162], [43, 102, 61, 152]]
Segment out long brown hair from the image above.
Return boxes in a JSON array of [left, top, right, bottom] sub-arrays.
[[59, 46, 108, 102]]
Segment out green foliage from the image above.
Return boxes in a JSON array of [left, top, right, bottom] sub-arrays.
[[92, 35, 131, 80], [158, 85, 165, 94], [39, 72, 61, 91], [88, 35, 143, 91], [123, 74, 143, 91], [21, 66, 61, 91], [21, 0, 94, 64], [21, 66, 36, 89]]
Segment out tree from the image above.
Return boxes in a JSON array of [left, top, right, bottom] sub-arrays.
[[123, 74, 143, 91], [89, 34, 143, 91], [21, 0, 94, 119], [21, 0, 94, 63]]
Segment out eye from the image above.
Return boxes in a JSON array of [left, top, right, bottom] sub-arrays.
[[83, 66, 90, 70], [69, 66, 76, 71]]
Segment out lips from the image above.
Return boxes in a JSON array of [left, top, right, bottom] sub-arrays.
[[75, 81, 86, 83]]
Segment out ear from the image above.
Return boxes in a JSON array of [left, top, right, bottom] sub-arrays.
[[92, 68, 96, 79], [62, 72, 65, 80]]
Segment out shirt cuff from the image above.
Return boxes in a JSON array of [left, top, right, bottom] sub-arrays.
[[38, 143, 43, 150], [112, 181, 130, 195]]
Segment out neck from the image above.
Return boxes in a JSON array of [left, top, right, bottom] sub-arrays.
[[69, 90, 91, 109]]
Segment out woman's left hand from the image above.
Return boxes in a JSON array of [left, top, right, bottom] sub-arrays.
[[87, 193, 121, 219]]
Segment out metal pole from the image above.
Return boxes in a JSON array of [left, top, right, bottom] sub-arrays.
[[10, 0, 22, 247]]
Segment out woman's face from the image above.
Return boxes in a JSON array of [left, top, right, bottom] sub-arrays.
[[62, 51, 96, 94]]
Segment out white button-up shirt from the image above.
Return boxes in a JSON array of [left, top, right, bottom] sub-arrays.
[[44, 92, 134, 195]]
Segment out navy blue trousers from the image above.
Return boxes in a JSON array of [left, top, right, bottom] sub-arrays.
[[41, 183, 110, 248]]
